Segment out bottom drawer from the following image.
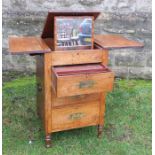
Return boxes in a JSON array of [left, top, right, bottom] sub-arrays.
[[52, 101, 99, 132]]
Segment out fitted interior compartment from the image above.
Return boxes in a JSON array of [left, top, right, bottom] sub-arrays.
[[43, 38, 102, 51], [53, 64, 111, 76]]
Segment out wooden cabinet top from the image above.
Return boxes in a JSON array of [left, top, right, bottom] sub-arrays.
[[9, 35, 144, 54], [8, 11, 144, 55]]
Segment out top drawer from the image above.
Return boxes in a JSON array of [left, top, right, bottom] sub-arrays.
[[52, 64, 114, 97], [51, 46, 108, 66], [43, 38, 108, 66]]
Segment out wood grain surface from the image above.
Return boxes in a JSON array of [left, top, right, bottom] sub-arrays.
[[51, 49, 104, 66], [52, 101, 100, 132], [52, 90, 101, 107], [94, 34, 144, 49], [52, 65, 114, 97], [9, 36, 51, 54]]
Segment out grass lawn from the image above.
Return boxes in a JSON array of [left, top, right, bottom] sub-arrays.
[[2, 76, 152, 155]]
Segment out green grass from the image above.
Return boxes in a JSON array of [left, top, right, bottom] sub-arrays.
[[2, 76, 152, 155]]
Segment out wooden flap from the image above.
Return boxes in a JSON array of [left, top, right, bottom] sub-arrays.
[[94, 34, 144, 49], [9, 36, 51, 54]]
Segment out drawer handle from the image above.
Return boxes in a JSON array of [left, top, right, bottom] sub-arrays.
[[79, 80, 95, 89], [71, 95, 85, 100], [37, 83, 42, 92], [69, 112, 85, 121]]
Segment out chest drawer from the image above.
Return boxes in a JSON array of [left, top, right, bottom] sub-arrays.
[[43, 39, 108, 66], [52, 101, 99, 132], [52, 92, 101, 107], [52, 64, 114, 97], [51, 49, 104, 66]]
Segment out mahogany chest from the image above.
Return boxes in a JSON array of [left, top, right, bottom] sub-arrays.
[[9, 11, 143, 147]]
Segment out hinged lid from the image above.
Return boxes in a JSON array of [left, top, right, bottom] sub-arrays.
[[41, 11, 100, 38]]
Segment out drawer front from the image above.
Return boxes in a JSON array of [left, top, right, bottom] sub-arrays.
[[54, 72, 114, 97], [52, 91, 101, 107], [52, 101, 99, 132], [51, 50, 104, 66]]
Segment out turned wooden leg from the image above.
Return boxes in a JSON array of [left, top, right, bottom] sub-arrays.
[[98, 93, 106, 138], [97, 125, 103, 138], [45, 134, 52, 148], [36, 107, 40, 118]]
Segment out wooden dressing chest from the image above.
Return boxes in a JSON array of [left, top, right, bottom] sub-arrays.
[[9, 11, 143, 148]]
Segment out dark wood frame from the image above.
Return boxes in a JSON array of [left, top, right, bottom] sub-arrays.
[[54, 16, 94, 51]]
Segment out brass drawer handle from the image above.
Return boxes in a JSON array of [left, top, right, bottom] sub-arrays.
[[71, 95, 85, 100], [69, 112, 85, 121], [79, 80, 95, 89]]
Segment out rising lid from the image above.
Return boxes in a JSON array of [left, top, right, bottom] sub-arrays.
[[41, 11, 100, 38]]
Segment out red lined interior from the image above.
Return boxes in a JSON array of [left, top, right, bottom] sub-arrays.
[[53, 64, 111, 76]]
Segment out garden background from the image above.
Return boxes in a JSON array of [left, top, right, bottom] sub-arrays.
[[3, 0, 152, 79]]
